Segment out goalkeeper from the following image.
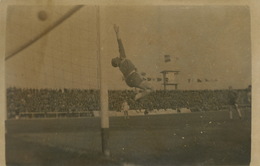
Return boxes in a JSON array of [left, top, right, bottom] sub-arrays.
[[111, 24, 153, 100]]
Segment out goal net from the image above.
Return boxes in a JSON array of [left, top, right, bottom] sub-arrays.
[[5, 5, 99, 89], [5, 5, 111, 119]]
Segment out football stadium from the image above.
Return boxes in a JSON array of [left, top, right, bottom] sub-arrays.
[[4, 4, 251, 166]]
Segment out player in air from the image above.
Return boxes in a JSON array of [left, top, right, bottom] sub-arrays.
[[111, 24, 153, 100]]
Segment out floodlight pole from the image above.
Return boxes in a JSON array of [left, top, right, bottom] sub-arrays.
[[96, 6, 110, 157]]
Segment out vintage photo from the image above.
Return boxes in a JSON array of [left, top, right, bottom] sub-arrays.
[[4, 3, 252, 166]]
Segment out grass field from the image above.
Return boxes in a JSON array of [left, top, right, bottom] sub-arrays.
[[6, 110, 251, 166]]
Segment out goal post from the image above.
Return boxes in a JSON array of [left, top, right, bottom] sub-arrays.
[[96, 6, 110, 157], [0, 3, 7, 166]]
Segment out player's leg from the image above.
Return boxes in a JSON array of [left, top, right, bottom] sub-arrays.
[[125, 72, 153, 100], [229, 105, 233, 119], [124, 110, 127, 119], [134, 81, 153, 100], [235, 104, 242, 119], [139, 81, 153, 91]]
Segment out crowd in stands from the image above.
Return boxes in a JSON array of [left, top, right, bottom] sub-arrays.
[[6, 87, 251, 119], [109, 89, 250, 112], [7, 88, 100, 118]]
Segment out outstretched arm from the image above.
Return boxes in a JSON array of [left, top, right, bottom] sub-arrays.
[[114, 24, 126, 59]]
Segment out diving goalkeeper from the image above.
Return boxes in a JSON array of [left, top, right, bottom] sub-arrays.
[[111, 24, 153, 100]]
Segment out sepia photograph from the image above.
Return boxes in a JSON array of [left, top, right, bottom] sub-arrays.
[[1, 0, 259, 166]]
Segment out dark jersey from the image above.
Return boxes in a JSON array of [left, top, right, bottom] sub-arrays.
[[116, 38, 142, 88], [119, 59, 136, 78], [117, 39, 137, 77]]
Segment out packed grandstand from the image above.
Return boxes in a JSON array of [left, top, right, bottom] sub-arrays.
[[6, 87, 251, 119]]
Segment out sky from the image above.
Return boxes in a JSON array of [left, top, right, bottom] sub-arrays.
[[5, 5, 251, 90]]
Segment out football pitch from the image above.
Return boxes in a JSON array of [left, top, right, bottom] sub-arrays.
[[6, 110, 251, 166]]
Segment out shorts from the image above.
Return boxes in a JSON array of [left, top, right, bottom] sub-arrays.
[[125, 72, 143, 88]]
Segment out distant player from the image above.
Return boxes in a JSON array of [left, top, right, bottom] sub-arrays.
[[121, 100, 130, 119], [111, 24, 153, 100], [247, 85, 251, 107], [228, 88, 242, 120]]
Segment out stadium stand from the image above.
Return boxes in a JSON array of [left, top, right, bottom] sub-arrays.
[[6, 87, 250, 119]]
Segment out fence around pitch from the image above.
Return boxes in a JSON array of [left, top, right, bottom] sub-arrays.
[[9, 104, 251, 120], [15, 111, 94, 119]]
